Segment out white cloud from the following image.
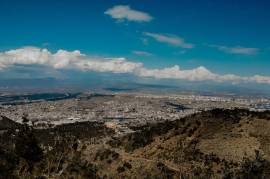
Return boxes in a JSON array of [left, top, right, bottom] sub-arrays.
[[74, 57, 142, 73], [0, 47, 142, 73], [0, 47, 270, 84], [132, 50, 153, 56], [135, 66, 270, 84], [135, 66, 217, 81], [248, 75, 270, 84], [209, 44, 259, 55], [105, 5, 153, 22], [144, 32, 194, 48]]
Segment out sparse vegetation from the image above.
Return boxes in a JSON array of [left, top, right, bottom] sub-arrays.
[[1, 109, 270, 178]]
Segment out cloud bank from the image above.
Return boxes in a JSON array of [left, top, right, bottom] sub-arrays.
[[144, 32, 194, 48], [0, 47, 270, 84], [105, 5, 153, 22]]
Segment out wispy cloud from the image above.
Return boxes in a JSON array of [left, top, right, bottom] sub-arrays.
[[144, 32, 194, 48], [208, 44, 259, 55], [132, 50, 153, 56], [105, 5, 153, 22], [174, 50, 186, 55], [0, 47, 270, 84]]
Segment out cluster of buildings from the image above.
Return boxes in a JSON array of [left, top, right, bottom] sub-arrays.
[[0, 93, 269, 131]]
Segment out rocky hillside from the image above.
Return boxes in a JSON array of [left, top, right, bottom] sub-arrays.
[[1, 109, 270, 178]]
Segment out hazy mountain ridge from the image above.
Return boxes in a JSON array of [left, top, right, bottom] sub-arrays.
[[1, 78, 270, 97]]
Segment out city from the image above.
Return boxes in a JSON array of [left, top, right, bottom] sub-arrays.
[[0, 92, 269, 132], [1, 0, 270, 178]]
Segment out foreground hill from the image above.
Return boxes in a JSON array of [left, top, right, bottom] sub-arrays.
[[1, 109, 270, 178]]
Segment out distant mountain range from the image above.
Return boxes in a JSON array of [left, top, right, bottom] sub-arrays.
[[0, 77, 269, 97]]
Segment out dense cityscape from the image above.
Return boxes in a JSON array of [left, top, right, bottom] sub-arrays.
[[0, 93, 269, 134]]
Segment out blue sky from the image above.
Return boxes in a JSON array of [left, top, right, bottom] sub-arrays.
[[0, 0, 270, 87]]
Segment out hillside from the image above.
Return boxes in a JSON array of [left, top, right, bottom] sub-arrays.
[[1, 109, 270, 178]]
